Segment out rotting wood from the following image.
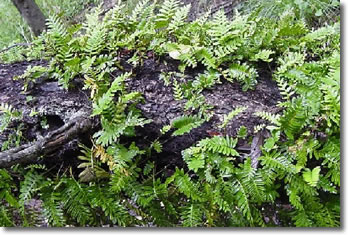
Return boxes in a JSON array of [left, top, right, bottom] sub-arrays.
[[0, 114, 93, 168]]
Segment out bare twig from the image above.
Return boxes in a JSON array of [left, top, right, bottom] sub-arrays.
[[0, 43, 32, 54]]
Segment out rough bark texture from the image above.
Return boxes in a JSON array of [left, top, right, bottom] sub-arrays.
[[0, 60, 95, 168], [11, 0, 46, 36], [0, 114, 94, 168], [0, 57, 282, 169]]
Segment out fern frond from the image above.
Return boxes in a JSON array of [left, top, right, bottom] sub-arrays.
[[129, 0, 151, 24], [0, 103, 22, 132], [219, 106, 247, 129], [280, 99, 307, 140], [61, 179, 92, 225], [151, 140, 163, 153], [19, 171, 43, 205], [255, 111, 281, 127], [275, 76, 297, 101], [92, 72, 131, 116], [168, 4, 191, 33], [225, 63, 258, 91], [167, 169, 202, 202], [259, 151, 296, 174], [198, 135, 239, 157], [237, 158, 266, 202], [171, 115, 205, 136], [180, 203, 203, 227], [172, 79, 184, 100], [254, 124, 266, 133], [156, 0, 181, 28], [42, 192, 65, 227], [231, 178, 253, 222], [195, 48, 216, 69]]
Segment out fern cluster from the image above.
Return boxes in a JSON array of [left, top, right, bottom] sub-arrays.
[[0, 0, 340, 227]]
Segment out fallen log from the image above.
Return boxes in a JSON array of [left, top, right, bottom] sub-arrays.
[[1, 58, 282, 170], [0, 114, 93, 168]]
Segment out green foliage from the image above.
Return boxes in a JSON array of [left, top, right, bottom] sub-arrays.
[[0, 0, 340, 228], [171, 115, 205, 136], [0, 103, 23, 151], [219, 106, 247, 129], [0, 103, 22, 132], [241, 0, 339, 27]]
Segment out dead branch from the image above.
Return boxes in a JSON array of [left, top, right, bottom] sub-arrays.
[[0, 115, 93, 168], [0, 43, 32, 54]]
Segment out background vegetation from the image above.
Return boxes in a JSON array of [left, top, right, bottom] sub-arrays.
[[0, 0, 101, 49]]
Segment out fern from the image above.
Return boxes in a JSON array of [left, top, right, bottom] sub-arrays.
[[155, 0, 181, 28], [237, 158, 266, 202], [172, 78, 184, 100], [225, 63, 258, 91], [61, 179, 93, 225], [41, 192, 65, 227], [167, 4, 191, 33], [180, 203, 203, 227], [198, 135, 239, 157], [19, 170, 44, 205], [279, 98, 308, 140], [219, 106, 247, 129], [1, 1, 340, 227], [0, 103, 22, 132], [259, 151, 296, 175], [92, 72, 131, 116], [275, 76, 297, 102], [171, 115, 205, 136], [129, 0, 151, 25], [230, 178, 253, 222]]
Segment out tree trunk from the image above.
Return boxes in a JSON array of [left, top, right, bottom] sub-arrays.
[[11, 0, 46, 36]]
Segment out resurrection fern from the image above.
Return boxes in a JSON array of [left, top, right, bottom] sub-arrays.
[[155, 0, 181, 28], [219, 106, 247, 129], [198, 135, 239, 157], [0, 103, 22, 132], [225, 63, 258, 91], [0, 0, 340, 228], [172, 78, 184, 100], [167, 4, 191, 33], [171, 115, 205, 136]]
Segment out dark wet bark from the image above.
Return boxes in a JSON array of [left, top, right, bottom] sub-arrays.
[[0, 58, 281, 169], [0, 115, 93, 168]]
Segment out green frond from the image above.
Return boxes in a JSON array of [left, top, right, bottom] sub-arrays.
[[155, 0, 181, 28], [198, 135, 239, 157], [0, 103, 22, 132], [42, 192, 65, 227], [172, 79, 184, 100], [219, 106, 247, 129], [61, 179, 92, 225], [279, 99, 308, 140], [237, 158, 266, 202], [259, 151, 296, 175], [231, 178, 253, 222], [225, 63, 258, 91], [168, 4, 191, 33], [180, 203, 203, 227], [129, 0, 151, 24], [168, 169, 202, 202], [171, 115, 205, 136], [19, 171, 44, 205]]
